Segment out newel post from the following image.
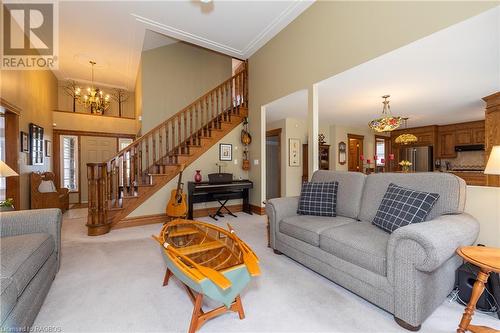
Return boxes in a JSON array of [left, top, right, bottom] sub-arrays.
[[86, 162, 111, 236]]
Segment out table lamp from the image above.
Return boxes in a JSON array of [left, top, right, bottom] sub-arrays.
[[484, 146, 500, 175], [0, 160, 18, 177]]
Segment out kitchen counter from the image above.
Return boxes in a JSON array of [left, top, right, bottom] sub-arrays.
[[446, 171, 486, 186]]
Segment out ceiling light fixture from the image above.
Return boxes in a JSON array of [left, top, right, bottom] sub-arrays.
[[75, 61, 110, 115], [395, 118, 418, 145], [368, 95, 402, 132]]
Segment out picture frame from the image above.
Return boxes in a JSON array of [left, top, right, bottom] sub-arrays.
[[289, 138, 300, 167], [29, 123, 44, 165], [20, 131, 29, 153], [45, 140, 52, 157], [219, 143, 232, 161]]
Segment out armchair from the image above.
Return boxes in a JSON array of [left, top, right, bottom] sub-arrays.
[[30, 172, 69, 212]]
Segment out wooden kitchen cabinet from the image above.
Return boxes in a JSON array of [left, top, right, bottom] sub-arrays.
[[473, 127, 485, 144], [449, 172, 486, 186], [438, 131, 456, 158], [455, 129, 473, 145]]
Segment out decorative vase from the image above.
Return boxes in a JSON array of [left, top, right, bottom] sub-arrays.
[[402, 165, 410, 173], [194, 170, 202, 183]]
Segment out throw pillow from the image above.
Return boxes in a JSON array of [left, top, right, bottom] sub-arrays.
[[38, 180, 57, 193], [372, 183, 439, 233], [297, 181, 339, 217]]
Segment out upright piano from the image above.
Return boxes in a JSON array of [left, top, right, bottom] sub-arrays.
[[187, 180, 253, 219]]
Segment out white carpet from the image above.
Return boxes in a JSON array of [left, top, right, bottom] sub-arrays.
[[34, 209, 500, 333]]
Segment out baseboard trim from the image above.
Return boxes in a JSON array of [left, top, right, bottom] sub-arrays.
[[115, 204, 245, 229], [250, 204, 266, 215]]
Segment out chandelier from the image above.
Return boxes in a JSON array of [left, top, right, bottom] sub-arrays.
[[368, 95, 402, 132], [395, 118, 418, 145], [75, 61, 110, 115]]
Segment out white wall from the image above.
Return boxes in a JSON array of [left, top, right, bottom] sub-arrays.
[[267, 117, 308, 197]]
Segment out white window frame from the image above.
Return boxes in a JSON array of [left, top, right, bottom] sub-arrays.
[[60, 135, 79, 192]]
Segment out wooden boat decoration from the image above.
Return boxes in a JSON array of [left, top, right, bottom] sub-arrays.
[[152, 219, 260, 333]]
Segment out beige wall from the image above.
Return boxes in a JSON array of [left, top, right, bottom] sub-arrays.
[[465, 186, 500, 247], [267, 117, 308, 197], [52, 111, 137, 135], [248, 1, 497, 207], [1, 70, 58, 210], [140, 42, 232, 133], [135, 63, 143, 135], [57, 81, 135, 118], [128, 124, 248, 217]]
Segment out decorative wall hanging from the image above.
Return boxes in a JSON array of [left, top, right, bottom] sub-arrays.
[[241, 118, 251, 170], [289, 138, 300, 167], [29, 123, 44, 165], [219, 144, 232, 161], [111, 88, 130, 117], [338, 141, 346, 165], [20, 131, 28, 152], [45, 140, 52, 157]]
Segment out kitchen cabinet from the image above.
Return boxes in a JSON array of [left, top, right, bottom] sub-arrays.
[[449, 172, 486, 186], [438, 131, 456, 158], [473, 128, 485, 144], [455, 129, 473, 145]]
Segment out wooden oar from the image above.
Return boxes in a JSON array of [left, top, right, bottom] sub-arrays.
[[226, 224, 260, 276], [152, 235, 232, 290]]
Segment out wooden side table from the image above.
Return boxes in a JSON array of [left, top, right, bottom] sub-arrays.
[[456, 246, 500, 333]]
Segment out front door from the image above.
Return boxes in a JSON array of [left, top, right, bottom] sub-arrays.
[[348, 134, 364, 172], [80, 136, 117, 203]]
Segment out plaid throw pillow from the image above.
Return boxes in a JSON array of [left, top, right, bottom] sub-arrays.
[[297, 182, 339, 217], [372, 183, 439, 233]]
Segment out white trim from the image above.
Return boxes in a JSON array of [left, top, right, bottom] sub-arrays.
[[60, 135, 79, 193]]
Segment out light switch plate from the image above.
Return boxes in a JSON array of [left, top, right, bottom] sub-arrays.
[[253, 159, 259, 165]]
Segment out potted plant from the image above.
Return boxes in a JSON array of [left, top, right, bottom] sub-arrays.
[[399, 160, 413, 173], [0, 198, 15, 212]]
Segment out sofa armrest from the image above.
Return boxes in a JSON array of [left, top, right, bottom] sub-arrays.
[[387, 213, 479, 274], [266, 196, 299, 249], [0, 208, 62, 271]]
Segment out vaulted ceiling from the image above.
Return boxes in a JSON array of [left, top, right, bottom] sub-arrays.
[[53, 1, 313, 91]]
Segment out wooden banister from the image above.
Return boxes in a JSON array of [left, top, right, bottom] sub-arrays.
[[86, 67, 247, 236]]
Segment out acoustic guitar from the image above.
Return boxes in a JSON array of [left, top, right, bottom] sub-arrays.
[[166, 164, 188, 218]]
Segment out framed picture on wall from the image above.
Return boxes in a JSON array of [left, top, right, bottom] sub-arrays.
[[45, 140, 52, 157], [289, 138, 301, 167], [219, 143, 232, 161], [20, 131, 29, 153], [29, 123, 44, 165]]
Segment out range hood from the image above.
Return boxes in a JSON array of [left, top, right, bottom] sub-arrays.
[[455, 144, 485, 152]]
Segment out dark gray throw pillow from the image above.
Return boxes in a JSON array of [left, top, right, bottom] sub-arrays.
[[297, 181, 339, 217], [372, 183, 439, 233]]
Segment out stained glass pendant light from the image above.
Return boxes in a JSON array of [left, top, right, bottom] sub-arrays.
[[395, 118, 418, 145], [368, 95, 402, 132]]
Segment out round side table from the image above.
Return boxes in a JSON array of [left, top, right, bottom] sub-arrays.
[[456, 246, 500, 333]]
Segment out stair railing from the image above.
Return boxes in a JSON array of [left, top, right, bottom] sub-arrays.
[[86, 67, 247, 235]]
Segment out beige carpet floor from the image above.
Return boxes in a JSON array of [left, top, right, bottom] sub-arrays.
[[33, 208, 500, 332]]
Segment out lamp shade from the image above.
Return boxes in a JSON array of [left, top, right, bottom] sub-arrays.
[[484, 146, 500, 175], [0, 160, 18, 177]]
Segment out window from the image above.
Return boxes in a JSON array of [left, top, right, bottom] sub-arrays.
[[60, 135, 78, 191], [376, 137, 386, 166]]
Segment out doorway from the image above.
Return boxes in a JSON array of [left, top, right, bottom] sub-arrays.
[[266, 128, 281, 200], [348, 134, 364, 172], [374, 135, 390, 172], [0, 101, 20, 208]]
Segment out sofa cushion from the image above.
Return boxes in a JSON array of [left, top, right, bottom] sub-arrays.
[[373, 183, 440, 233], [1, 277, 17, 324], [280, 215, 355, 247], [319, 222, 390, 275], [297, 182, 339, 217], [0, 234, 55, 297], [311, 171, 366, 219], [359, 172, 466, 223]]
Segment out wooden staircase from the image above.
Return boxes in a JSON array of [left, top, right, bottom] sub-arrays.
[[86, 68, 248, 236]]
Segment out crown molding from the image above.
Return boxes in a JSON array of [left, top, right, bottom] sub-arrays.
[[132, 0, 313, 59], [242, 1, 313, 58], [132, 14, 244, 58]]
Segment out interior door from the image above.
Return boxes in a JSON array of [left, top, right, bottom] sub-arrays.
[[348, 135, 364, 172], [266, 130, 281, 199], [80, 136, 117, 203]]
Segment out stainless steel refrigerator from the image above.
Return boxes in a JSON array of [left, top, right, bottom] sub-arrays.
[[399, 146, 433, 172]]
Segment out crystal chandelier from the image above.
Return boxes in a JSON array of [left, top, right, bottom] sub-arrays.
[[368, 95, 402, 132], [75, 61, 110, 115], [395, 118, 418, 145]]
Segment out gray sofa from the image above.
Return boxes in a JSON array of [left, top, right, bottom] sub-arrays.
[[266, 171, 479, 331], [1, 209, 62, 330]]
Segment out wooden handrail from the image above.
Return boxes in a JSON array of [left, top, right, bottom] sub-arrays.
[[86, 66, 247, 236]]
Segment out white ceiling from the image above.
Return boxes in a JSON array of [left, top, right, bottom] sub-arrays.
[[318, 6, 500, 128], [265, 6, 500, 128], [54, 1, 313, 91]]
